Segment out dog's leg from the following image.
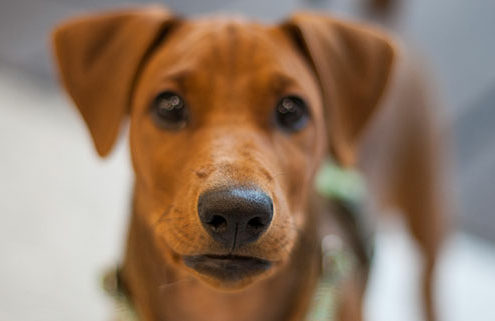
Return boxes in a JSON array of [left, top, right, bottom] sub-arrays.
[[385, 70, 448, 321], [358, 53, 450, 321], [390, 135, 445, 321], [368, 0, 395, 11]]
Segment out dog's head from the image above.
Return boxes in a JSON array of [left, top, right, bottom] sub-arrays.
[[52, 7, 394, 290]]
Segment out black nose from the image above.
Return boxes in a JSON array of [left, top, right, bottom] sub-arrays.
[[197, 187, 273, 249]]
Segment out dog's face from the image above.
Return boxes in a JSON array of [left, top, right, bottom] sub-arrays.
[[53, 8, 394, 290], [130, 20, 326, 287]]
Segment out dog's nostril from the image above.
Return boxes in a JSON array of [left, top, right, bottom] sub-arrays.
[[247, 217, 265, 230], [208, 215, 227, 231]]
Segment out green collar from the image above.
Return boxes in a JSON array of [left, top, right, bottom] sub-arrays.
[[304, 235, 356, 321]]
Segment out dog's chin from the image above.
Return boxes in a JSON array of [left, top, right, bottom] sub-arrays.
[[183, 254, 274, 290]]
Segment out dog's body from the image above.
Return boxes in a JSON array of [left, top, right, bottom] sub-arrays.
[[52, 7, 446, 321]]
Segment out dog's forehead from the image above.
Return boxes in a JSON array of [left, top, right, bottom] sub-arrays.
[[152, 18, 302, 76], [136, 17, 321, 115], [173, 18, 282, 52]]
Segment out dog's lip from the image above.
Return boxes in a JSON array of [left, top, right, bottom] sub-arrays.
[[183, 254, 272, 282]]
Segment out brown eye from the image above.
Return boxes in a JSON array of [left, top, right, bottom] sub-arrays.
[[151, 91, 188, 129], [274, 96, 310, 132]]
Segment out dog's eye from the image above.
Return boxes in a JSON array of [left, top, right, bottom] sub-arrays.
[[151, 91, 188, 129], [274, 96, 309, 132]]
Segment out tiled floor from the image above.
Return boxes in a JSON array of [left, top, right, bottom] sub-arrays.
[[1, 67, 495, 320]]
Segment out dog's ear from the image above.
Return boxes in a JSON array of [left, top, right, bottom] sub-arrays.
[[52, 7, 179, 157], [282, 13, 395, 166]]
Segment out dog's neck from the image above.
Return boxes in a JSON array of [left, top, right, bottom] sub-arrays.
[[120, 192, 321, 321]]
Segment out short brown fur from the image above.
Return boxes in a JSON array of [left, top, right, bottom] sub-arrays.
[[52, 7, 446, 321]]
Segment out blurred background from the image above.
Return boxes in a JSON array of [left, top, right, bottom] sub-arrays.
[[0, 0, 494, 320]]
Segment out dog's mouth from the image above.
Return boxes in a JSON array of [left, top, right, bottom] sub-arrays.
[[183, 254, 272, 282]]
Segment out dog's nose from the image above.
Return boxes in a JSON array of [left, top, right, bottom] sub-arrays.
[[197, 187, 273, 249]]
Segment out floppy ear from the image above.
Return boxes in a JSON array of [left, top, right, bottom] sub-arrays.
[[282, 13, 395, 166], [52, 7, 179, 156]]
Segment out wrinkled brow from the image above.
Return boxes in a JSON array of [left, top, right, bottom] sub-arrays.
[[266, 72, 298, 93], [156, 68, 195, 92]]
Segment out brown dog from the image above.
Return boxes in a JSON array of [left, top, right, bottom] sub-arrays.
[[52, 6, 446, 321]]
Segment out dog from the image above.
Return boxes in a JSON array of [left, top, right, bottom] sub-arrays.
[[52, 6, 447, 321]]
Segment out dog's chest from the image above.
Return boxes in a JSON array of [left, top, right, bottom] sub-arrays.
[[158, 280, 292, 321]]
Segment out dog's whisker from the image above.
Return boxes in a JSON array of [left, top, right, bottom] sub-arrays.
[[178, 223, 191, 229], [153, 205, 175, 227], [158, 277, 194, 292], [271, 172, 289, 179], [169, 229, 199, 249]]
